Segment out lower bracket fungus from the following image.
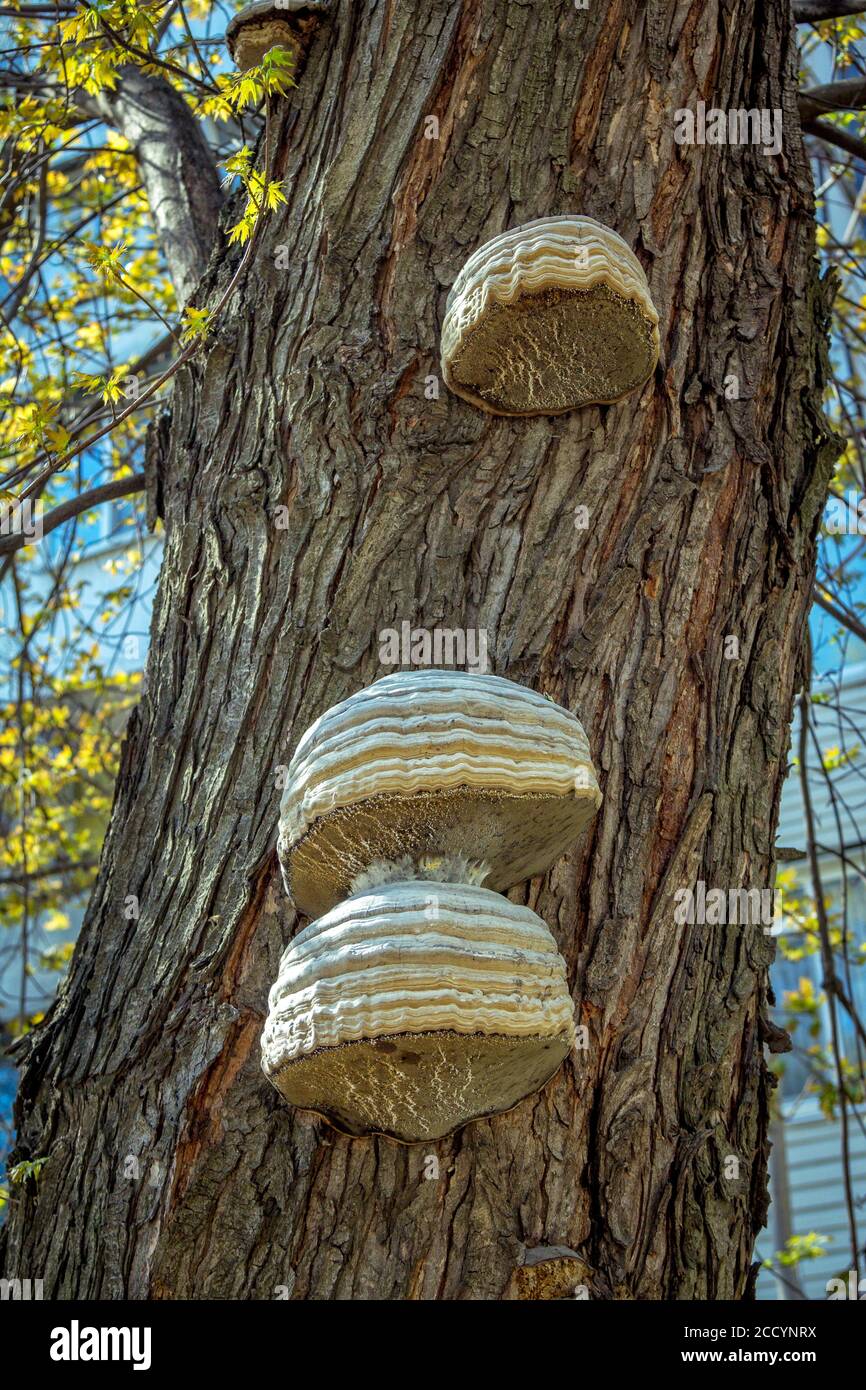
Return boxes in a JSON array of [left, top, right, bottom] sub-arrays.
[[226, 0, 329, 75], [440, 215, 659, 415], [278, 669, 602, 919], [261, 879, 577, 1142]]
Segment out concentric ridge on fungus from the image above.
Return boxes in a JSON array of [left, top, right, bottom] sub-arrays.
[[261, 879, 577, 1142], [278, 669, 602, 918], [440, 214, 660, 416]]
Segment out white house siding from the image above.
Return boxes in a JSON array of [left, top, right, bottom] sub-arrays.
[[757, 660, 866, 1300]]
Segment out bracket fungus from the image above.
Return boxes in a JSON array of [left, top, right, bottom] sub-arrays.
[[226, 0, 329, 74], [263, 671, 601, 1141], [277, 669, 602, 919], [261, 879, 577, 1142], [440, 215, 659, 416]]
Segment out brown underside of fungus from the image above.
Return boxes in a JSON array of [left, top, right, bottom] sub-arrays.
[[440, 215, 660, 416], [226, 0, 329, 74], [264, 669, 602, 1141]]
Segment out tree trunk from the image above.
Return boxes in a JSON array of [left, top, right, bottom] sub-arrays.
[[1, 0, 839, 1300]]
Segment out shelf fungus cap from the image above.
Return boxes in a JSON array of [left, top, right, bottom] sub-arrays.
[[261, 879, 577, 1142], [440, 215, 659, 416], [226, 0, 329, 73], [278, 669, 602, 919]]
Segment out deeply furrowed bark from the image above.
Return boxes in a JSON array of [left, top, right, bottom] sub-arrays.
[[1, 0, 840, 1299]]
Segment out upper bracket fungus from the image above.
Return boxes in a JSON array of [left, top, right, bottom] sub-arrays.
[[226, 0, 329, 74], [440, 215, 659, 416], [278, 669, 602, 919], [261, 878, 577, 1142]]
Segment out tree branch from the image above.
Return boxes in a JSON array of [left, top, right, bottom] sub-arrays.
[[812, 586, 866, 644], [0, 4, 74, 12], [80, 66, 223, 304], [801, 117, 866, 161], [3, 157, 48, 320], [0, 858, 99, 887], [2, 49, 224, 306], [800, 78, 866, 123], [0, 472, 146, 558], [793, 1, 866, 19]]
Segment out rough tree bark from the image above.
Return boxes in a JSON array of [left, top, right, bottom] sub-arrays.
[[1, 0, 840, 1299]]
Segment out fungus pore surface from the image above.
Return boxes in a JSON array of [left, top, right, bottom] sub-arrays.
[[226, 1, 328, 73], [441, 215, 659, 415]]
